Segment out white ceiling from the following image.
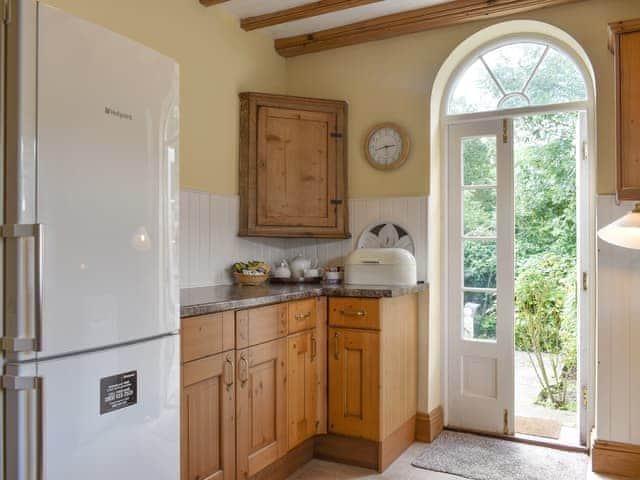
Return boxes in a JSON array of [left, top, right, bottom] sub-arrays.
[[222, 0, 451, 39]]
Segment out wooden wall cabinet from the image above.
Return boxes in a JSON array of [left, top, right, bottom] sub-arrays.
[[610, 19, 640, 200], [239, 92, 349, 238]]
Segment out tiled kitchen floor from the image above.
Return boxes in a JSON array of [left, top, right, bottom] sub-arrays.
[[287, 442, 625, 480]]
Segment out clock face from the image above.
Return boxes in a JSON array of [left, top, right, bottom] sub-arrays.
[[366, 124, 409, 170]]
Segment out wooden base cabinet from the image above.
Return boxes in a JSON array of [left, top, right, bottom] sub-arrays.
[[236, 338, 288, 479], [328, 328, 380, 441], [181, 352, 236, 480], [287, 331, 318, 450], [326, 295, 418, 471]]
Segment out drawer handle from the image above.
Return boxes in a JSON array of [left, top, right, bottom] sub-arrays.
[[333, 331, 340, 360], [339, 309, 366, 317], [223, 356, 234, 390], [239, 354, 249, 387], [295, 312, 312, 321], [311, 334, 317, 360]]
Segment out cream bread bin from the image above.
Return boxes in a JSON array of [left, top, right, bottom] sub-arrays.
[[344, 248, 417, 286]]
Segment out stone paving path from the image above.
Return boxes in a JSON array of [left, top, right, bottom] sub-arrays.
[[515, 350, 577, 428]]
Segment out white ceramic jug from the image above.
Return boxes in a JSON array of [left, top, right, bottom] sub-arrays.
[[290, 254, 317, 280]]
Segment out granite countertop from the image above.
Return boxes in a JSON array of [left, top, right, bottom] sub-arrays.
[[180, 282, 428, 317]]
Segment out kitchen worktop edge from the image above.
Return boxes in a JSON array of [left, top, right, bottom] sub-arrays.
[[180, 282, 428, 318]]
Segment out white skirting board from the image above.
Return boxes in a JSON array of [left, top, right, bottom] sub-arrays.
[[596, 195, 640, 445], [179, 190, 428, 288]]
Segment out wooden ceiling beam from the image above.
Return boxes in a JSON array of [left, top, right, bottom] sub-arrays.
[[241, 0, 383, 31], [199, 0, 230, 6], [275, 0, 582, 57]]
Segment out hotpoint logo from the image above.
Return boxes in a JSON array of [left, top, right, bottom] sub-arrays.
[[104, 106, 133, 121]]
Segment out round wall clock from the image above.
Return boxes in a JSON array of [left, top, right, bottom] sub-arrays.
[[365, 122, 411, 171]]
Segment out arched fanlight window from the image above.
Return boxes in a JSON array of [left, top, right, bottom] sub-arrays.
[[448, 42, 587, 115]]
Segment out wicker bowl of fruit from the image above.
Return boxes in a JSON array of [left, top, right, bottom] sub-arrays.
[[232, 261, 271, 286]]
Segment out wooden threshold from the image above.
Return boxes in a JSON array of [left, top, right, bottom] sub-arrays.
[[445, 426, 588, 454], [199, 0, 229, 6], [241, 0, 383, 31], [275, 0, 583, 57]]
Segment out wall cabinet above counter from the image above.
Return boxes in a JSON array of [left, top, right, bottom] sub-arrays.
[[239, 92, 350, 239]]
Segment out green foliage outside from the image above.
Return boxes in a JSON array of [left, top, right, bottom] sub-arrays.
[[460, 43, 584, 410]]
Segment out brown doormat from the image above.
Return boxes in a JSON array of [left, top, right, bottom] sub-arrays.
[[515, 416, 562, 439]]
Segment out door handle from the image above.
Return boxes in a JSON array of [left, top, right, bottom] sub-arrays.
[[239, 353, 249, 387], [333, 331, 340, 360], [311, 334, 317, 361], [0, 223, 44, 353], [223, 355, 234, 390]]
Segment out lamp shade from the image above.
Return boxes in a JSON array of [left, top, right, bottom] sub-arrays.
[[598, 203, 640, 249]]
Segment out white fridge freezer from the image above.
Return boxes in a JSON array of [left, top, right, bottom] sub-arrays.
[[6, 335, 180, 479], [2, 1, 181, 478]]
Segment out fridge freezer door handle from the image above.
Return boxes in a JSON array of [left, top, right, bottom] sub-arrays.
[[2, 375, 44, 480], [0, 223, 43, 352]]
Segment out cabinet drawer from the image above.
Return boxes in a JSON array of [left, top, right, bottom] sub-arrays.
[[329, 298, 380, 330], [288, 298, 317, 334], [236, 303, 288, 349], [181, 311, 235, 363]]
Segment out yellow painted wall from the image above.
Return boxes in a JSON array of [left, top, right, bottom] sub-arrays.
[[43, 0, 287, 194], [286, 0, 640, 197]]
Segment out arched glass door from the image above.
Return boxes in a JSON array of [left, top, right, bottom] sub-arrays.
[[445, 40, 591, 444]]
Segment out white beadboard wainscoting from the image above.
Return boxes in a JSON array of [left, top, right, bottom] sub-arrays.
[[179, 190, 428, 288], [596, 195, 640, 445]]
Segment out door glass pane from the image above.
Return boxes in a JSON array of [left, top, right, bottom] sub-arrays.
[[464, 240, 497, 289], [462, 136, 497, 185], [463, 291, 497, 341], [464, 188, 496, 236]]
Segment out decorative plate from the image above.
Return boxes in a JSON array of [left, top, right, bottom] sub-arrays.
[[357, 222, 415, 255]]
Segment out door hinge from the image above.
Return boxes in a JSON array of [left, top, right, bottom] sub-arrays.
[[582, 271, 588, 291], [1, 375, 40, 391], [582, 141, 588, 161], [2, 0, 11, 25], [503, 408, 509, 434], [582, 385, 588, 408], [330, 132, 343, 139], [502, 120, 508, 144]]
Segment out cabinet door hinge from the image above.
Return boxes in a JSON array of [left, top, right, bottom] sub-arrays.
[[330, 199, 343, 205], [330, 132, 343, 139]]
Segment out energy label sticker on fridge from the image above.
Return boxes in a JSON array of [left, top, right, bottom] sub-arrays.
[[100, 371, 138, 414]]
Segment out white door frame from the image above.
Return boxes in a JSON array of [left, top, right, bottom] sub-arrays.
[[447, 118, 515, 434]]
